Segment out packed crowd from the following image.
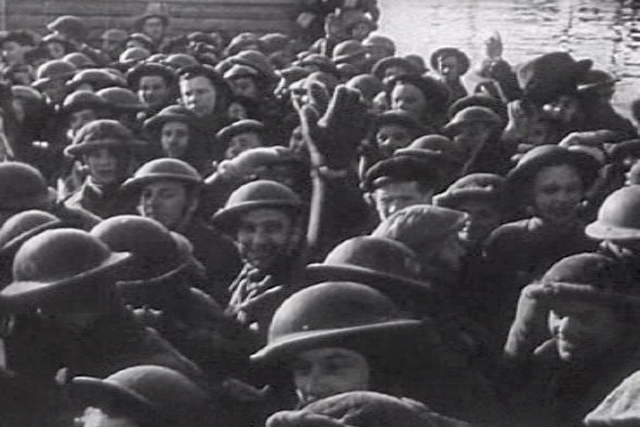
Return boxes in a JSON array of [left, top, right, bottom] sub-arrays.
[[2, 0, 640, 426]]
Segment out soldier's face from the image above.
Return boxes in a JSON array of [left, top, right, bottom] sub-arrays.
[[80, 407, 139, 427], [372, 181, 433, 220], [142, 17, 166, 41], [532, 164, 584, 225], [180, 76, 217, 117], [224, 132, 263, 159], [375, 124, 413, 157], [456, 199, 502, 245], [139, 75, 171, 108], [138, 180, 193, 230], [160, 121, 190, 158], [391, 83, 427, 122], [292, 347, 370, 407], [548, 299, 623, 364], [84, 148, 122, 185], [236, 208, 294, 271]]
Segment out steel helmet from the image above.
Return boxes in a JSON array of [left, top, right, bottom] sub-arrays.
[[362, 35, 396, 54], [586, 186, 640, 241], [305, 236, 432, 304], [62, 52, 96, 70], [119, 47, 151, 65], [442, 106, 503, 134], [332, 40, 367, 65], [121, 158, 201, 195], [32, 60, 77, 89], [66, 68, 121, 91], [64, 119, 142, 159], [507, 145, 601, 198], [0, 210, 63, 257], [345, 74, 384, 102], [1, 229, 130, 308], [96, 87, 146, 112], [91, 215, 191, 281], [251, 281, 422, 364], [143, 105, 198, 134], [0, 162, 50, 211], [101, 28, 129, 43], [70, 365, 211, 427], [430, 47, 471, 75], [126, 62, 176, 89], [59, 90, 109, 115], [211, 180, 304, 233], [11, 85, 43, 103], [163, 53, 199, 70], [47, 15, 87, 41]]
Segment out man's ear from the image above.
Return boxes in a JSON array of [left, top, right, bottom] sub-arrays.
[[363, 191, 375, 207], [186, 196, 199, 216]]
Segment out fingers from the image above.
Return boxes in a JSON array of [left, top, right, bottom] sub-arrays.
[[319, 84, 364, 128], [241, 285, 285, 311], [223, 378, 272, 402], [307, 81, 330, 115]]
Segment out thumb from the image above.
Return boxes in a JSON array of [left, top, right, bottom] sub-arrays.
[[299, 104, 321, 142], [307, 81, 330, 115]]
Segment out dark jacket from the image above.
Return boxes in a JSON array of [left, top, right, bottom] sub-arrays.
[[484, 217, 598, 310], [124, 274, 257, 380], [6, 309, 204, 384], [180, 218, 242, 304], [64, 178, 136, 219], [501, 340, 640, 427]]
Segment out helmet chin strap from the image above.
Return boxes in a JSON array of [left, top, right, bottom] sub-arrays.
[[174, 196, 198, 233]]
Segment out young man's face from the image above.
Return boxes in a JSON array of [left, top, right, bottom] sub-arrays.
[[548, 299, 624, 364], [180, 76, 217, 117], [292, 347, 370, 407], [375, 124, 413, 158], [69, 109, 99, 136], [142, 17, 166, 42], [45, 41, 67, 59], [1, 41, 30, 65], [372, 181, 433, 221], [236, 208, 295, 271], [453, 122, 493, 155], [41, 79, 67, 104], [532, 164, 584, 225], [138, 180, 194, 230], [224, 132, 263, 159], [391, 83, 427, 122], [84, 148, 123, 185], [101, 39, 125, 59], [350, 23, 372, 41], [456, 199, 502, 245], [139, 75, 171, 108], [437, 55, 462, 81], [160, 121, 190, 158], [230, 77, 259, 99], [430, 231, 466, 274]]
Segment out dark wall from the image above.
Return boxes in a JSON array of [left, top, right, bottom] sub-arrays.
[[5, 0, 298, 39]]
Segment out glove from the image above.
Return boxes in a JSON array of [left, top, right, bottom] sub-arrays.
[[298, 82, 370, 170], [503, 283, 555, 360]]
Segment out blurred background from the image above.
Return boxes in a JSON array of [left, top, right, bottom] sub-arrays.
[[378, 0, 640, 120]]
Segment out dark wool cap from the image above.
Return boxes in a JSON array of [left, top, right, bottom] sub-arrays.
[[362, 156, 440, 192]]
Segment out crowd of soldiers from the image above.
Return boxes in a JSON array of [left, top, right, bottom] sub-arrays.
[[1, 0, 640, 426]]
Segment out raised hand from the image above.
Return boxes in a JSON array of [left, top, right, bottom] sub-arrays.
[[485, 31, 503, 59], [296, 82, 370, 170]]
